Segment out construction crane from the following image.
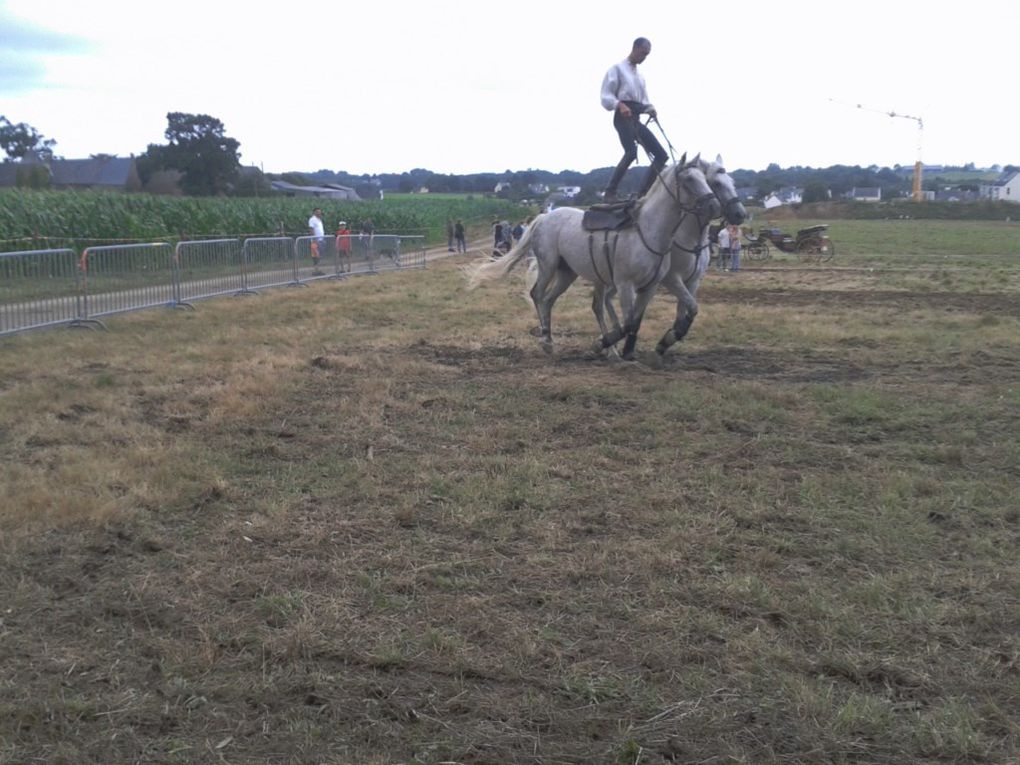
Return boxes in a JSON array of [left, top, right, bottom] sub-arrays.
[[828, 98, 925, 202]]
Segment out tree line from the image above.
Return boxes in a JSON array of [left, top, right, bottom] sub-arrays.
[[2, 113, 1012, 202]]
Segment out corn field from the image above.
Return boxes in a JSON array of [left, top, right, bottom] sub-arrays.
[[0, 190, 526, 250]]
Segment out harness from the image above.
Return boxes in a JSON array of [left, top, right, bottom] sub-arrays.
[[586, 183, 716, 292]]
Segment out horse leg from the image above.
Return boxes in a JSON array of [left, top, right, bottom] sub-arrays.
[[529, 259, 557, 350], [618, 280, 662, 361], [620, 315, 644, 360], [531, 260, 577, 353], [613, 283, 641, 361], [655, 275, 699, 357], [590, 284, 622, 356]]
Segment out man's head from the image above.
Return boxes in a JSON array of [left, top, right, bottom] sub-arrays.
[[313, 208, 323, 218], [629, 37, 651, 64]]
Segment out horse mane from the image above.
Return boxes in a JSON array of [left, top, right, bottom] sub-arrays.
[[642, 152, 699, 206]]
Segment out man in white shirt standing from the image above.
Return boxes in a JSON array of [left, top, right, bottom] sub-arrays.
[[308, 207, 325, 274], [600, 37, 669, 202]]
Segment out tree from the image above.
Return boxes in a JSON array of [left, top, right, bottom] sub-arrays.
[[0, 116, 56, 161], [138, 112, 241, 195], [801, 183, 829, 204]]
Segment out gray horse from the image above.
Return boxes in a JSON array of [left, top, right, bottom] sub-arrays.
[[467, 154, 720, 360], [591, 156, 747, 358]]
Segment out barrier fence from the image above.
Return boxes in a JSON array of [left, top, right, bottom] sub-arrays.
[[0, 234, 427, 337], [175, 238, 247, 304], [0, 248, 82, 334], [81, 243, 177, 320]]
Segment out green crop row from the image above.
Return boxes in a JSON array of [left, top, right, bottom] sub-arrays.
[[0, 190, 529, 251]]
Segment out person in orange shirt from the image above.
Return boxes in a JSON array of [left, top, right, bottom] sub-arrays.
[[335, 220, 352, 273]]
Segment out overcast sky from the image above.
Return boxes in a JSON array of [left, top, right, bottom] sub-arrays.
[[1, 0, 1016, 176]]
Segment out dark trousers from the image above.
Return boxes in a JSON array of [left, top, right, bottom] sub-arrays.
[[613, 101, 668, 167]]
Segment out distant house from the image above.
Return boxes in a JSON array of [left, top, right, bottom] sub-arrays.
[[980, 170, 1020, 203], [735, 187, 758, 204], [848, 187, 882, 202], [557, 186, 581, 198], [51, 157, 142, 191], [0, 156, 141, 191], [269, 181, 360, 200], [934, 187, 979, 202], [762, 187, 803, 209], [528, 183, 549, 194]]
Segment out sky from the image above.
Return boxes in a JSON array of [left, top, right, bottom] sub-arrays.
[[1, 0, 1016, 176]]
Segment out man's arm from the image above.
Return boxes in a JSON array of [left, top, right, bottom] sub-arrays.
[[600, 65, 621, 112]]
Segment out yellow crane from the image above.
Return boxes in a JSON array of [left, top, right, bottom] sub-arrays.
[[828, 98, 925, 202]]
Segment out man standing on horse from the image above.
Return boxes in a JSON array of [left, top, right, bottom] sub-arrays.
[[600, 37, 669, 202]]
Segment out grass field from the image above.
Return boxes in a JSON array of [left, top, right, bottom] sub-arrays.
[[1, 220, 1019, 763]]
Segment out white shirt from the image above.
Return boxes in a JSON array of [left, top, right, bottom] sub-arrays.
[[717, 227, 731, 249], [308, 215, 324, 238], [600, 58, 650, 112]]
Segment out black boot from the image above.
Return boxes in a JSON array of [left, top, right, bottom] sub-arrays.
[[637, 159, 667, 198], [603, 157, 632, 202]]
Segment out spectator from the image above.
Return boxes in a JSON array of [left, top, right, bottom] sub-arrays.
[[716, 223, 731, 271], [728, 224, 742, 272], [359, 218, 375, 268], [335, 220, 352, 273], [454, 220, 466, 253], [308, 207, 325, 275], [512, 220, 526, 243]]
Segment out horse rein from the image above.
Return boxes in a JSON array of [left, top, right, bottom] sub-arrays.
[[635, 165, 716, 258]]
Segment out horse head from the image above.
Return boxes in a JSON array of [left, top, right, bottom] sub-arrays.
[[665, 153, 721, 221], [701, 154, 747, 225]]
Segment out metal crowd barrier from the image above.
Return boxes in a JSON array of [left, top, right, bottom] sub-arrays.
[[0, 248, 83, 336], [0, 232, 430, 337], [242, 237, 297, 291], [174, 238, 248, 303], [392, 235, 427, 269], [80, 243, 177, 321], [294, 235, 340, 282]]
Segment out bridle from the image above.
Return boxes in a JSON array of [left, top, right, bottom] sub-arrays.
[[635, 164, 717, 258]]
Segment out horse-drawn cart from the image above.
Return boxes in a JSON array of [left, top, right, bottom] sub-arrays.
[[744, 224, 835, 263]]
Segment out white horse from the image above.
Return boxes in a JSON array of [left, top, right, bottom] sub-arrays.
[[591, 156, 747, 358], [466, 154, 720, 360]]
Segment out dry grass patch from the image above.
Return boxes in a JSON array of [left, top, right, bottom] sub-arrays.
[[2, 256, 1019, 763]]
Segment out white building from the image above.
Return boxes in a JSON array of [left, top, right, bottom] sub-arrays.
[[557, 186, 581, 198], [848, 187, 882, 202], [270, 181, 360, 200], [980, 170, 1020, 203], [762, 187, 803, 209]]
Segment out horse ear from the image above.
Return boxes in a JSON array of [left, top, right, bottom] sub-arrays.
[[693, 152, 701, 165], [679, 151, 687, 167], [715, 153, 724, 166]]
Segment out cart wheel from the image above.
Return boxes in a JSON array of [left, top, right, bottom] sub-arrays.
[[747, 241, 770, 261], [797, 237, 825, 264], [819, 239, 836, 263]]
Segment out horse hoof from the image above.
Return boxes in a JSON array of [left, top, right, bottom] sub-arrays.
[[590, 339, 606, 355], [540, 338, 554, 354]]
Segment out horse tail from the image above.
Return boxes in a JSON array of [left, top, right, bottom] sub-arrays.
[[464, 216, 542, 290]]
